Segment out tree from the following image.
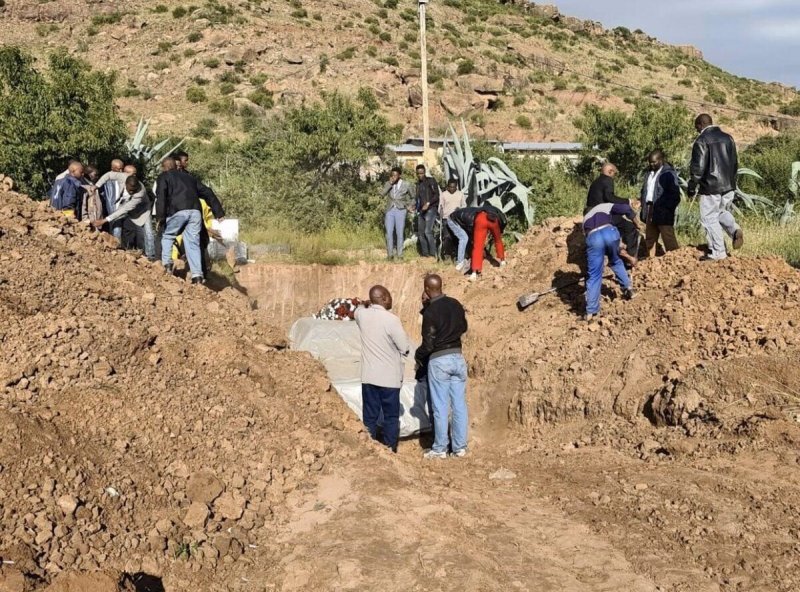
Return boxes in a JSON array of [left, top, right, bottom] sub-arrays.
[[244, 89, 400, 231], [574, 99, 694, 183], [0, 46, 126, 197]]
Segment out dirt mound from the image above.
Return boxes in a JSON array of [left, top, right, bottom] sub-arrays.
[[0, 192, 362, 590], [458, 218, 800, 432]]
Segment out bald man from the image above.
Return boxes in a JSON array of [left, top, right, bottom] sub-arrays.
[[586, 162, 640, 266], [689, 113, 743, 261], [416, 274, 469, 459], [95, 158, 129, 239], [49, 161, 86, 218], [354, 285, 410, 452]]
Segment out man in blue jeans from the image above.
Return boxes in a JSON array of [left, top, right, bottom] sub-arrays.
[[415, 274, 469, 459], [354, 285, 410, 452], [155, 157, 213, 285], [582, 202, 636, 321]]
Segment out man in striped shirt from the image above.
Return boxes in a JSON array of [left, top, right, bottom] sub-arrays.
[[582, 202, 635, 321]]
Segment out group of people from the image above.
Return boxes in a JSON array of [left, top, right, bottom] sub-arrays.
[[48, 151, 225, 285], [381, 165, 507, 282], [582, 113, 744, 319], [354, 275, 469, 459]]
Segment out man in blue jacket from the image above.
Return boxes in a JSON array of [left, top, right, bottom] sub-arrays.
[[640, 150, 680, 257]]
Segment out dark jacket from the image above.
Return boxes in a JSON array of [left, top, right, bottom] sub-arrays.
[[689, 126, 738, 195], [449, 203, 507, 235], [49, 175, 85, 213], [155, 169, 204, 221], [585, 174, 627, 211], [639, 164, 681, 226], [415, 294, 468, 365], [415, 177, 440, 213]]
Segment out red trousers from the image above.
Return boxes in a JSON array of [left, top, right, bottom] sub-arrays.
[[472, 212, 505, 272]]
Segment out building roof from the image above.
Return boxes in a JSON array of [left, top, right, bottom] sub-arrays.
[[388, 140, 584, 153]]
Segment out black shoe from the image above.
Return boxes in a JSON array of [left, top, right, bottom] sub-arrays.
[[623, 288, 635, 301], [191, 276, 206, 285], [163, 263, 174, 275]]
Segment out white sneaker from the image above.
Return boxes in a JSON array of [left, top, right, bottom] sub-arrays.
[[451, 448, 468, 458], [423, 449, 447, 460], [468, 272, 479, 282], [455, 260, 467, 272], [499, 260, 507, 267]]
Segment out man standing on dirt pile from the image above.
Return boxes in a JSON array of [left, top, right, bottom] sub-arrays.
[[354, 285, 410, 453], [415, 164, 441, 258], [381, 166, 415, 260], [689, 113, 744, 261], [94, 159, 128, 240], [91, 175, 156, 260], [640, 150, 681, 257], [49, 161, 86, 219], [586, 162, 640, 268], [582, 201, 635, 321], [416, 274, 469, 459], [156, 157, 209, 284]]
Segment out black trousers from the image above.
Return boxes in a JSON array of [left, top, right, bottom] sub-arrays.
[[361, 383, 401, 452]]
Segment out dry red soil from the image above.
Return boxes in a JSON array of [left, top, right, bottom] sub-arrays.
[[1, 193, 799, 592]]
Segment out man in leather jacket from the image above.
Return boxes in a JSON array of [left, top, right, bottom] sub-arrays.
[[688, 113, 744, 261]]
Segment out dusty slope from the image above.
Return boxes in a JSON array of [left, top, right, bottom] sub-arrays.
[[0, 0, 795, 141], [236, 219, 800, 592]]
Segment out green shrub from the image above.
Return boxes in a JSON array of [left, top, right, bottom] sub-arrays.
[[456, 59, 474, 75], [319, 54, 329, 73], [91, 11, 125, 26], [739, 133, 800, 201], [515, 115, 532, 129], [188, 31, 203, 42], [184, 48, 197, 58], [0, 47, 126, 197], [366, 46, 378, 58], [173, 6, 188, 18], [219, 70, 241, 84], [379, 31, 391, 42], [249, 73, 268, 86], [219, 82, 236, 95], [186, 86, 207, 103], [384, 0, 398, 8], [678, 78, 693, 87], [204, 57, 220, 68], [208, 97, 234, 114], [553, 78, 567, 91], [704, 87, 727, 105], [574, 99, 694, 183], [779, 98, 800, 116], [513, 95, 526, 107], [191, 117, 217, 139], [640, 85, 657, 96], [336, 47, 356, 60], [153, 5, 168, 13], [291, 8, 308, 18], [248, 89, 274, 109], [380, 56, 399, 66]]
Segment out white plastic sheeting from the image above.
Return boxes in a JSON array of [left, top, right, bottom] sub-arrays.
[[289, 317, 431, 437]]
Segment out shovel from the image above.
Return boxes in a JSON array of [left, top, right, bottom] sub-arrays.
[[517, 277, 585, 310]]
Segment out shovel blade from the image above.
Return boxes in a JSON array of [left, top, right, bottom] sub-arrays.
[[517, 292, 541, 310]]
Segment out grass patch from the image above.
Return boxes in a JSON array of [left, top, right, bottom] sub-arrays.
[[242, 219, 385, 265]]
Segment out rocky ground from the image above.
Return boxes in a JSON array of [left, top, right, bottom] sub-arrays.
[[1, 191, 800, 591], [0, 0, 792, 141]]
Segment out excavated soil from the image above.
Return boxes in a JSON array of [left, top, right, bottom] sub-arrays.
[[2, 192, 800, 592]]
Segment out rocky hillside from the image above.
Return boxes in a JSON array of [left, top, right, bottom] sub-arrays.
[[1, 0, 797, 143]]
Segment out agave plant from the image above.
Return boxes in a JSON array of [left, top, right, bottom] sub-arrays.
[[126, 117, 185, 180], [442, 120, 535, 227]]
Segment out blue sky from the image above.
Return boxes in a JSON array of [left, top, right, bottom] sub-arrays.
[[552, 0, 800, 87]]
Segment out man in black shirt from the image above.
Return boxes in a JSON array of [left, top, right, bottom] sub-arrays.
[[415, 165, 440, 258], [416, 274, 469, 459], [156, 157, 209, 284], [586, 162, 640, 267]]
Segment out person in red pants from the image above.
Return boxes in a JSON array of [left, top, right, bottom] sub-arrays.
[[448, 204, 507, 281]]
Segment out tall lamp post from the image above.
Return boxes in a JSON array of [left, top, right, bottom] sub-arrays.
[[418, 0, 434, 169]]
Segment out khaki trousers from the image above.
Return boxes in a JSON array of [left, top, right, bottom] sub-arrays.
[[645, 221, 678, 256]]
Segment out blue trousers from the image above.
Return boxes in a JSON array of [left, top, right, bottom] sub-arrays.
[[417, 209, 437, 257], [362, 383, 401, 452], [446, 218, 469, 264], [585, 225, 631, 315], [427, 354, 468, 454], [385, 208, 407, 257], [161, 209, 203, 278]]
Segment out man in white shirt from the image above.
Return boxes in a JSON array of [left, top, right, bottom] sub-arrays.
[[354, 285, 411, 453], [639, 150, 680, 257], [438, 178, 469, 271]]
